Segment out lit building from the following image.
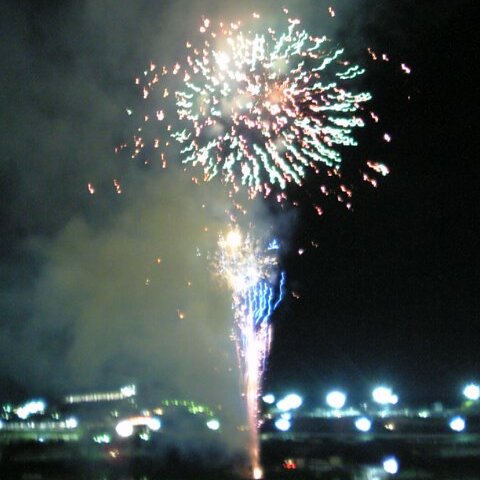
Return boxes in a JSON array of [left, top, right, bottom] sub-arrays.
[[0, 418, 80, 444], [63, 384, 136, 404]]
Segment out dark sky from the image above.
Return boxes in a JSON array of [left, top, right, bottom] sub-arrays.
[[0, 0, 478, 413], [269, 0, 479, 405]]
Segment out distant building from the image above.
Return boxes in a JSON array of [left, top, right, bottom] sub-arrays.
[[0, 418, 80, 444], [63, 384, 136, 404]]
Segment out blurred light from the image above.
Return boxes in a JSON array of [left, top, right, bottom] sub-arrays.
[[16, 400, 46, 420], [93, 434, 111, 444], [115, 416, 161, 437], [283, 459, 297, 470], [226, 230, 241, 249], [116, 420, 134, 437], [148, 417, 161, 431], [215, 51, 231, 71], [262, 393, 275, 404], [253, 466, 263, 479], [355, 417, 372, 432], [65, 385, 136, 404], [65, 417, 78, 429], [326, 390, 347, 409], [280, 412, 292, 420], [108, 448, 120, 458], [206, 419, 220, 431], [120, 384, 136, 398], [275, 417, 291, 431], [463, 383, 480, 401], [277, 393, 303, 411], [372, 386, 398, 405], [383, 456, 399, 474], [449, 416, 466, 432]]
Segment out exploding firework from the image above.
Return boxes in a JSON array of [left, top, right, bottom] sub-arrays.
[[120, 9, 404, 478], [128, 11, 392, 214], [217, 229, 285, 478], [173, 14, 371, 201]]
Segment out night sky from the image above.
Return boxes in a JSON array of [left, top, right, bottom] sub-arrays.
[[269, 0, 479, 405], [1, 0, 478, 415]]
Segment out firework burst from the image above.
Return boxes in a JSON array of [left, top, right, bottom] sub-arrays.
[[127, 11, 391, 214], [173, 15, 371, 200], [119, 9, 404, 478]]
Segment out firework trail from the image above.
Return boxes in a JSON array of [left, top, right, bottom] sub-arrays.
[[217, 229, 285, 479], [128, 10, 391, 214]]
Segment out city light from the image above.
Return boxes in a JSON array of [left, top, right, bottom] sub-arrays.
[[65, 417, 78, 429], [262, 393, 275, 404], [355, 417, 372, 432], [16, 400, 46, 420], [277, 393, 303, 412], [120, 384, 136, 398], [161, 399, 215, 417], [275, 417, 292, 431], [116, 420, 134, 438], [0, 419, 81, 432], [449, 416, 466, 432], [326, 390, 347, 409], [463, 383, 480, 401], [93, 433, 111, 444], [65, 384, 137, 404], [372, 386, 398, 405], [148, 417, 161, 431], [206, 419, 221, 431], [383, 456, 399, 474], [115, 416, 162, 437]]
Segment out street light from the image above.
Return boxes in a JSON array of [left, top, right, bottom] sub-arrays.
[[463, 383, 480, 401], [277, 393, 303, 412], [354, 417, 372, 432], [65, 417, 78, 429], [326, 390, 347, 409], [116, 420, 134, 437], [275, 417, 291, 431], [383, 456, 399, 474], [372, 386, 398, 405], [449, 416, 466, 432], [262, 393, 275, 404], [206, 419, 220, 431]]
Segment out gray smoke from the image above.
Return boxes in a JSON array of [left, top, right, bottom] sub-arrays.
[[0, 0, 397, 454]]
